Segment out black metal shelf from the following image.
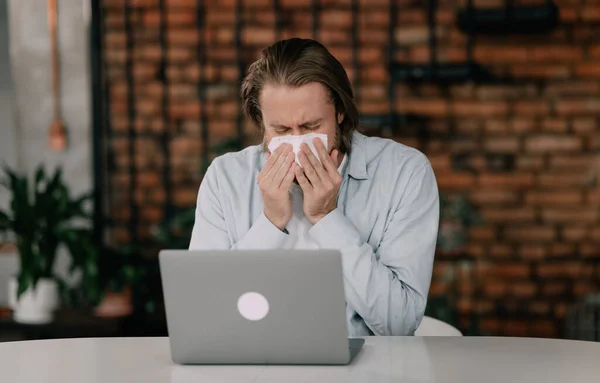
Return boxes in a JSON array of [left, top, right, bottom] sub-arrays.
[[392, 62, 495, 84], [457, 1, 559, 35]]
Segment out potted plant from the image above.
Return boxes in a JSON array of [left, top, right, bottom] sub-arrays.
[[0, 165, 93, 324], [437, 193, 482, 255], [91, 244, 147, 318]]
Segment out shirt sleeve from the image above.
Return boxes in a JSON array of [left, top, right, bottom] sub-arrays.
[[308, 161, 439, 335], [189, 159, 289, 250]]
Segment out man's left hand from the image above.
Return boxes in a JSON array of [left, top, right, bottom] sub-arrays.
[[296, 138, 343, 224]]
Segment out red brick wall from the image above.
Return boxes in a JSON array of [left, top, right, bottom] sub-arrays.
[[102, 0, 600, 337]]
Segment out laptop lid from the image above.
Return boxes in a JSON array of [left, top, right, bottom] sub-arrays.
[[159, 249, 352, 365]]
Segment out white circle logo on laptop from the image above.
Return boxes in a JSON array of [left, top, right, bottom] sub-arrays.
[[237, 292, 269, 321]]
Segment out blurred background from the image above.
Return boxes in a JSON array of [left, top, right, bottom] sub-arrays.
[[1, 0, 600, 342]]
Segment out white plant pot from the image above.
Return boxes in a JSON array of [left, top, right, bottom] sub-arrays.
[[8, 277, 59, 324]]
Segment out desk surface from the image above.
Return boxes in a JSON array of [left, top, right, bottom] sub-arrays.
[[1, 336, 599, 383]]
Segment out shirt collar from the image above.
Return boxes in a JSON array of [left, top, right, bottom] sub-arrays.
[[345, 131, 369, 180]]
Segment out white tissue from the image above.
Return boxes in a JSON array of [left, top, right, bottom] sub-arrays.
[[267, 133, 328, 166]]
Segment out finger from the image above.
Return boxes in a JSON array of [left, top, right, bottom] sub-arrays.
[[298, 150, 321, 186], [264, 144, 292, 181], [263, 144, 289, 173], [314, 138, 336, 173], [301, 143, 327, 180], [280, 163, 297, 190], [295, 165, 312, 191], [272, 152, 295, 188]]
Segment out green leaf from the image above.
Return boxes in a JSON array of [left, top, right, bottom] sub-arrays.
[[0, 210, 10, 232]]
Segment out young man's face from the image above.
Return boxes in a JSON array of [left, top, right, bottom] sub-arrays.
[[260, 82, 343, 164]]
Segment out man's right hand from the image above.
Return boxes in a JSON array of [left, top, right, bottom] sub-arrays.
[[257, 143, 297, 231]]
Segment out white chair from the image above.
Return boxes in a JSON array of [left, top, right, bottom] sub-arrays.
[[414, 316, 463, 336]]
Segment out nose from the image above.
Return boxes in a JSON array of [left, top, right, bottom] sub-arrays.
[[290, 127, 304, 135]]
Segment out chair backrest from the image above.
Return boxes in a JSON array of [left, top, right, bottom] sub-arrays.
[[414, 316, 463, 336]]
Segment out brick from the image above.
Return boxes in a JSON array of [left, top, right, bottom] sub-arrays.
[[575, 63, 600, 79], [511, 65, 570, 79], [519, 245, 548, 260], [504, 320, 531, 337], [455, 120, 482, 134], [512, 119, 537, 133], [474, 46, 529, 63], [559, 7, 579, 22], [242, 27, 275, 45], [581, 6, 600, 21], [357, 29, 388, 44], [483, 137, 521, 153], [489, 244, 514, 258], [588, 191, 600, 205], [579, 242, 600, 258], [540, 119, 568, 133], [537, 262, 583, 279], [408, 46, 466, 63], [514, 101, 550, 116], [280, 0, 312, 7], [525, 135, 581, 153], [359, 102, 388, 115], [469, 190, 519, 205], [574, 282, 599, 297], [549, 155, 593, 169], [551, 243, 576, 257], [542, 209, 599, 223], [436, 173, 477, 190], [478, 262, 530, 279], [320, 10, 352, 28], [545, 82, 600, 97], [428, 155, 451, 171], [173, 187, 198, 207], [511, 282, 538, 299], [554, 303, 568, 319], [428, 281, 448, 296], [572, 118, 597, 133], [525, 191, 583, 205], [358, 47, 384, 64], [452, 101, 509, 117], [530, 46, 582, 62], [482, 281, 506, 298], [140, 206, 163, 223], [206, 11, 235, 25], [542, 282, 567, 297], [530, 319, 557, 338], [476, 85, 536, 100], [562, 226, 589, 241], [465, 243, 486, 258], [481, 208, 536, 223], [395, 26, 439, 45], [480, 318, 500, 334], [167, 29, 200, 45], [556, 99, 600, 115], [479, 173, 534, 188], [505, 226, 556, 242], [456, 298, 473, 314], [358, 67, 387, 82], [396, 98, 449, 117], [538, 172, 586, 188], [469, 226, 495, 241], [359, 10, 389, 27], [516, 156, 545, 171]]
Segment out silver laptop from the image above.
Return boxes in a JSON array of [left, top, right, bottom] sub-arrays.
[[159, 249, 365, 365]]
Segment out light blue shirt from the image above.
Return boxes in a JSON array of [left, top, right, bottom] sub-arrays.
[[189, 131, 440, 336]]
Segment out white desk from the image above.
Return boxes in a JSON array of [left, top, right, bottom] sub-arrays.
[[1, 336, 599, 382]]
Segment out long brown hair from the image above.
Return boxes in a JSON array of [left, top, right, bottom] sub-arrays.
[[240, 38, 359, 154]]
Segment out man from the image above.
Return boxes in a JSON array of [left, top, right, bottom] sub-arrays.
[[189, 38, 439, 336]]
